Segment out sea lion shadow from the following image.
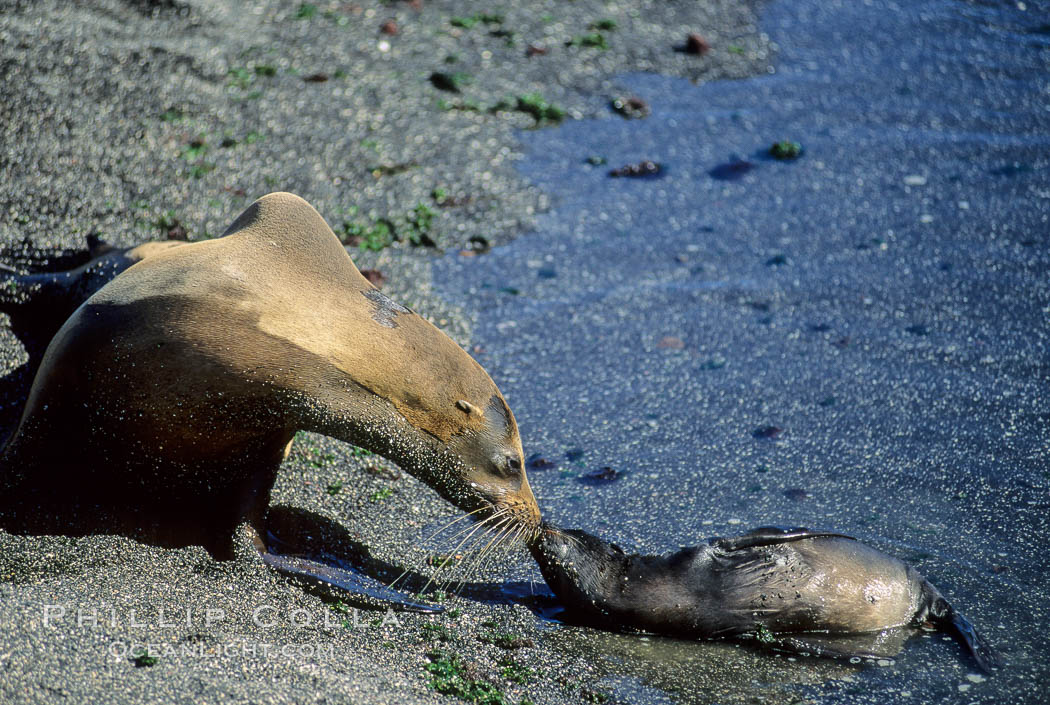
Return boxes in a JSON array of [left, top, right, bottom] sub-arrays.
[[0, 300, 71, 441], [0, 250, 103, 440], [444, 577, 564, 614], [0, 361, 34, 442], [264, 508, 570, 614], [263, 505, 438, 608]]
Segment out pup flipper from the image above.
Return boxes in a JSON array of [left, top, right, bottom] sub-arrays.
[[715, 526, 857, 552]]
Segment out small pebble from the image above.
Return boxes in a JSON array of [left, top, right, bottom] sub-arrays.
[[685, 33, 711, 55], [769, 140, 802, 160], [753, 425, 782, 439], [609, 160, 663, 178], [657, 336, 685, 349], [611, 96, 650, 119]]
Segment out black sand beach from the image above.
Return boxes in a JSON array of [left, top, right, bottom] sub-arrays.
[[2, 0, 1048, 704], [0, 2, 773, 704]]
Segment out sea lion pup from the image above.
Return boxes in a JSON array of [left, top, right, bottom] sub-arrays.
[[0, 192, 540, 609], [530, 523, 1000, 672]]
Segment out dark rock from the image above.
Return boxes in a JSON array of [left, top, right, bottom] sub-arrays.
[[578, 467, 621, 485], [611, 95, 650, 119], [685, 33, 711, 55], [360, 269, 386, 288], [609, 160, 663, 178]]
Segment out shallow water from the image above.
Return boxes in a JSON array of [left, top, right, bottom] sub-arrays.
[[435, 0, 1050, 702]]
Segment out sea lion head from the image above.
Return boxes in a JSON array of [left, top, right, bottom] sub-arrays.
[[310, 286, 542, 537], [291, 299, 543, 539], [440, 392, 540, 537], [529, 522, 626, 611]]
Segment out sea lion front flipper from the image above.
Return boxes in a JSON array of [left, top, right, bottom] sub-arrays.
[[261, 552, 443, 614], [714, 526, 858, 552]]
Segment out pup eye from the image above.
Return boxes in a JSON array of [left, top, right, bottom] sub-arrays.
[[508, 457, 522, 472]]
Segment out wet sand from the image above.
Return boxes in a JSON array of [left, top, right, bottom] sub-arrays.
[[435, 0, 1049, 702], [2, 0, 1047, 703], [0, 2, 774, 704]]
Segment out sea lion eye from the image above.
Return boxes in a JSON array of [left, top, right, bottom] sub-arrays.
[[497, 455, 522, 477]]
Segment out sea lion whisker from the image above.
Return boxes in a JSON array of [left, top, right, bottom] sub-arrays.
[[455, 523, 522, 595], [450, 516, 513, 580], [508, 522, 530, 553], [525, 523, 544, 547], [433, 512, 505, 572], [442, 517, 515, 595], [512, 520, 531, 547], [449, 518, 521, 594], [469, 521, 528, 588], [386, 567, 412, 592], [386, 507, 499, 592], [427, 507, 490, 538], [439, 528, 504, 596], [422, 506, 490, 544], [446, 536, 507, 596], [487, 522, 525, 563], [435, 507, 508, 546], [416, 521, 493, 596], [420, 511, 508, 596], [492, 522, 533, 574], [472, 522, 515, 566]]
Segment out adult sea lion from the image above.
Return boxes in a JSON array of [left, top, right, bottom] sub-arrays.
[[0, 192, 540, 609], [530, 522, 1000, 672]]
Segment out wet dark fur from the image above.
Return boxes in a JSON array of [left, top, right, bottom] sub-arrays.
[[531, 523, 1000, 672]]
